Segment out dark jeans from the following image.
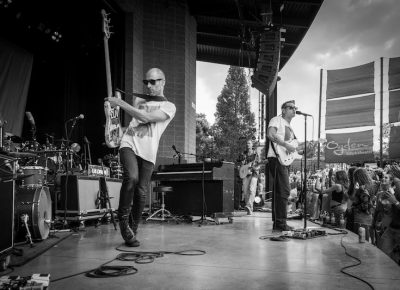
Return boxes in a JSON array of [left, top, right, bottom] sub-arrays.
[[268, 157, 290, 227], [118, 147, 154, 227]]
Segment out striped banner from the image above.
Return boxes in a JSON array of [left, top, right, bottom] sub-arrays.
[[389, 57, 400, 90], [326, 61, 374, 100], [326, 94, 375, 130], [389, 126, 400, 159]]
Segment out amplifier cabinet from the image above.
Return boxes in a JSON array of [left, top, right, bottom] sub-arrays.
[[161, 179, 234, 216], [57, 175, 121, 220], [0, 154, 15, 255]]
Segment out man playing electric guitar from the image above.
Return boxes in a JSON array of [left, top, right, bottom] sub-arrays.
[[237, 139, 261, 215], [267, 100, 304, 231]]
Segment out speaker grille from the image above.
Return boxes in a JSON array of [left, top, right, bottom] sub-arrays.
[[251, 30, 281, 96]]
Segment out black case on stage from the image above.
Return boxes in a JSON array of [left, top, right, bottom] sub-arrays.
[[0, 154, 15, 255]]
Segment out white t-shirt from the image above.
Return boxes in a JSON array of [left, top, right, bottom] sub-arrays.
[[267, 115, 295, 158], [120, 100, 176, 164]]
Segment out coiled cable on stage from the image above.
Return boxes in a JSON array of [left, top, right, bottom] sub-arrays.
[[51, 246, 206, 282], [85, 265, 138, 278]]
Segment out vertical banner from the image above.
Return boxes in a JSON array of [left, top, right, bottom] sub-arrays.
[[325, 130, 374, 163], [389, 126, 400, 159], [326, 61, 374, 100], [389, 57, 400, 90]]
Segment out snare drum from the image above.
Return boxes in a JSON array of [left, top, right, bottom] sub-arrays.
[[15, 186, 52, 240], [20, 166, 45, 187]]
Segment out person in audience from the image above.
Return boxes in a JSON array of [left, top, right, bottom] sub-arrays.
[[345, 167, 358, 230], [374, 173, 396, 245], [315, 170, 349, 224], [351, 168, 374, 243], [377, 165, 400, 264]]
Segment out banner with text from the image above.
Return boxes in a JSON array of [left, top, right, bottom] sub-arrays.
[[325, 130, 374, 163]]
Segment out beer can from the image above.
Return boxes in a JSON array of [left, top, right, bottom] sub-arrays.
[[358, 227, 366, 243]]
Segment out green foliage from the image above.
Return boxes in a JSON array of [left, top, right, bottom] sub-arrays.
[[196, 113, 215, 161], [211, 66, 256, 162]]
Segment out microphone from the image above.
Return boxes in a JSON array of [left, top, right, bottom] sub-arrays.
[[69, 114, 85, 121], [25, 111, 36, 127], [172, 145, 181, 157], [296, 111, 312, 117]]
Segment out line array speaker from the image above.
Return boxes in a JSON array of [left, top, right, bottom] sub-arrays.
[[251, 29, 281, 96]]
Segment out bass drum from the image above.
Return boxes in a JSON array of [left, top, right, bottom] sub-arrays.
[[15, 186, 52, 241]]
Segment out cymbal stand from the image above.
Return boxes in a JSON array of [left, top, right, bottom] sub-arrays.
[[98, 161, 117, 230], [60, 118, 79, 228]]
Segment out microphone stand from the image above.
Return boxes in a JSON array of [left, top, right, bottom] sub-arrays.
[[169, 147, 216, 226], [183, 151, 216, 226], [61, 118, 79, 228], [300, 114, 309, 231]]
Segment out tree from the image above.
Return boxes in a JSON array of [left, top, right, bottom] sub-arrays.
[[196, 113, 215, 161], [212, 66, 256, 162]]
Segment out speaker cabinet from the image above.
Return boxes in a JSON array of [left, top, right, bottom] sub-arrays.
[[161, 180, 234, 216], [0, 154, 15, 255], [251, 30, 281, 96], [57, 175, 121, 218]]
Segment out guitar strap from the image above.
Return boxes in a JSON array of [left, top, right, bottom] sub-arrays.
[[270, 141, 280, 159]]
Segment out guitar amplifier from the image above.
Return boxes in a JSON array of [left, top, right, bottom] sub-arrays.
[[0, 154, 16, 255], [56, 175, 121, 220]]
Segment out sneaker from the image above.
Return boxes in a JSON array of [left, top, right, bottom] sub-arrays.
[[119, 215, 140, 247], [245, 206, 252, 215], [273, 224, 294, 231]]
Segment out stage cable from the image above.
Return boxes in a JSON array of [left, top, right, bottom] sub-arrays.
[[339, 236, 375, 290], [50, 245, 205, 282]]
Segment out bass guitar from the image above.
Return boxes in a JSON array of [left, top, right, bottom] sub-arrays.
[[102, 9, 123, 148]]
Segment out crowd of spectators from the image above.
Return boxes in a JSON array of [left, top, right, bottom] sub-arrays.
[[287, 163, 400, 265]]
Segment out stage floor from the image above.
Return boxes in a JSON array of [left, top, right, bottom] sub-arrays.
[[4, 212, 400, 290]]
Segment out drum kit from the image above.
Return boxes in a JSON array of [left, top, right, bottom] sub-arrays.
[[0, 109, 124, 244], [0, 132, 85, 244]]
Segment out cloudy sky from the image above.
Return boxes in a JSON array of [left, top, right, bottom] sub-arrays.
[[196, 0, 400, 142]]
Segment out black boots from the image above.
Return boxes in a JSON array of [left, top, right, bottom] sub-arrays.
[[118, 214, 140, 247]]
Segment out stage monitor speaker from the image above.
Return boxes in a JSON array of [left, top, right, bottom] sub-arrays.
[[58, 175, 121, 215], [161, 180, 234, 216], [251, 30, 281, 96], [0, 154, 16, 255]]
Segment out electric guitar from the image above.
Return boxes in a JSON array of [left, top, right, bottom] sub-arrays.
[[102, 10, 123, 148], [239, 159, 267, 179], [274, 139, 302, 166]]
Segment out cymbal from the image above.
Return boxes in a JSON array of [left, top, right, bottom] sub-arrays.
[[33, 150, 67, 154], [7, 151, 37, 158], [54, 138, 73, 143], [4, 133, 23, 143], [0, 173, 34, 182]]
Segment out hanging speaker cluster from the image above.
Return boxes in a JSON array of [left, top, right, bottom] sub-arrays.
[[251, 29, 282, 97]]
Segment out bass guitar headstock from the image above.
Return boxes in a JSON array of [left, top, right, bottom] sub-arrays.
[[101, 9, 111, 39]]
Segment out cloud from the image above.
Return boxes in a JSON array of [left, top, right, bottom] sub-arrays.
[[344, 45, 359, 58], [384, 38, 396, 50]]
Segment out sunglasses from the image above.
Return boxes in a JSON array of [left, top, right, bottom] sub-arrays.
[[285, 105, 298, 110], [143, 79, 163, 85]]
